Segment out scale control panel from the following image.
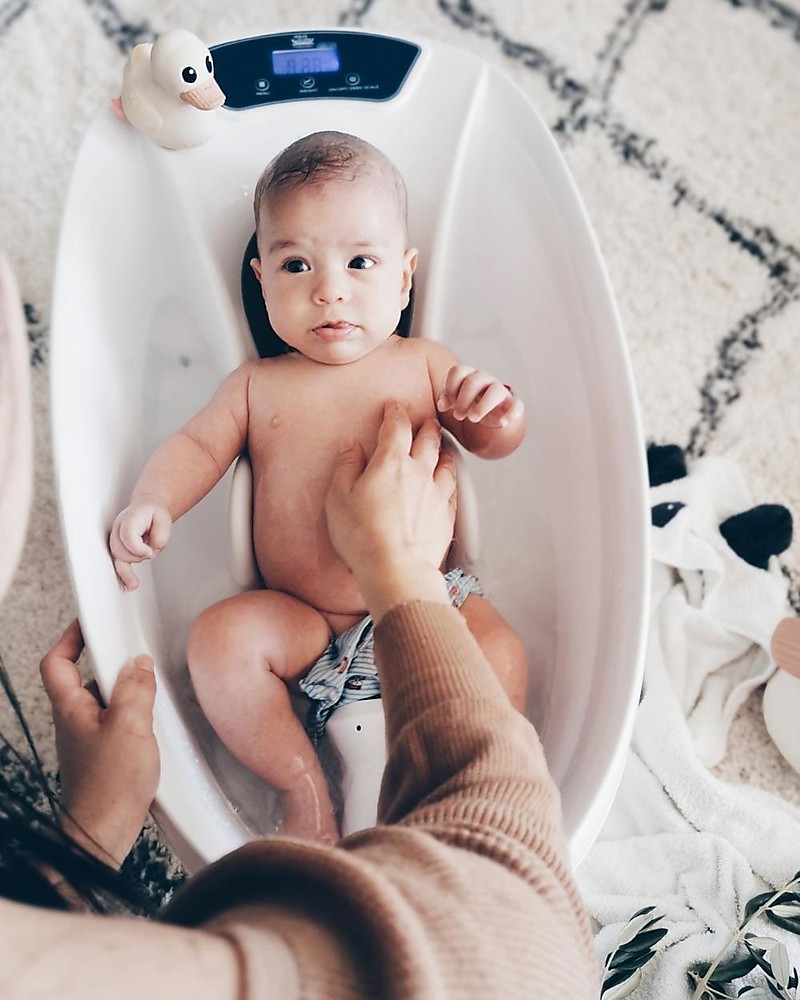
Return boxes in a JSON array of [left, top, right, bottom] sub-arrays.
[[210, 30, 420, 108]]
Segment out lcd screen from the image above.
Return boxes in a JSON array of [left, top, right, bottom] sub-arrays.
[[272, 45, 340, 76]]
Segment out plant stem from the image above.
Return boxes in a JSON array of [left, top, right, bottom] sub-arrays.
[[690, 877, 800, 1000]]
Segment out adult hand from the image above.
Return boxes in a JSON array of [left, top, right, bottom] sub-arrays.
[[40, 619, 160, 868], [325, 401, 457, 620], [108, 498, 172, 591]]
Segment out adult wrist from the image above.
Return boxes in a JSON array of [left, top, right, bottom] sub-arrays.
[[356, 558, 449, 623], [58, 802, 140, 869]]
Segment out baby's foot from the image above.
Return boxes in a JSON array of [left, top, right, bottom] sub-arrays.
[[280, 775, 339, 844]]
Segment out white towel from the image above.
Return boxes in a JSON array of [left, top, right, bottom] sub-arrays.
[[578, 454, 800, 998]]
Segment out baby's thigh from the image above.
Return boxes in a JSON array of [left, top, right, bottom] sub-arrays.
[[458, 594, 529, 711], [187, 589, 332, 688]]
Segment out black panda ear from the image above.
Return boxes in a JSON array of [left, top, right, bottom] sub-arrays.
[[647, 444, 687, 487], [719, 504, 793, 569]]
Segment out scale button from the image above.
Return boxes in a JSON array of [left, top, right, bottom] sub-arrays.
[[300, 77, 315, 89], [346, 73, 360, 86], [256, 78, 270, 91]]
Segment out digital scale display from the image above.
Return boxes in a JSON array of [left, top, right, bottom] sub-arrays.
[[211, 32, 420, 108], [272, 44, 340, 76]]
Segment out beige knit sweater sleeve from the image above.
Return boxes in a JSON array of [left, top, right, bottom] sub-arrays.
[[162, 600, 600, 999]]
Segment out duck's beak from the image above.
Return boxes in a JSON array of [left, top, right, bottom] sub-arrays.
[[181, 77, 225, 111]]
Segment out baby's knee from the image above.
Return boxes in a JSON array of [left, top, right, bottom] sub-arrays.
[[186, 601, 238, 678], [459, 596, 529, 709]]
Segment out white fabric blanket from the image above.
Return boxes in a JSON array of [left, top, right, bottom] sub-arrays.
[[579, 454, 800, 998]]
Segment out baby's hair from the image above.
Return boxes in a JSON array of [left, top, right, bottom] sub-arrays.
[[253, 130, 408, 246]]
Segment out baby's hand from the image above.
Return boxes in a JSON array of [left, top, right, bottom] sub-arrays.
[[108, 498, 172, 591], [436, 365, 524, 429]]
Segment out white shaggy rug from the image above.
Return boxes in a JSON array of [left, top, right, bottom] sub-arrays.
[[2, 0, 800, 989]]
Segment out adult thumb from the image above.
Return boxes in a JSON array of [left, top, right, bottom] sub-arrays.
[[328, 440, 367, 497]]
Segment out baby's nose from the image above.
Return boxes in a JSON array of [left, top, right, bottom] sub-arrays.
[[312, 270, 349, 304]]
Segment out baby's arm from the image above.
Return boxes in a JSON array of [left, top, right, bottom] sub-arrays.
[[109, 363, 255, 589], [425, 341, 526, 459]]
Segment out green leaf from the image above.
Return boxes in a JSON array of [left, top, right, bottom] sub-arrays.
[[764, 980, 785, 1000], [709, 954, 758, 982], [617, 907, 664, 946], [745, 935, 781, 953], [614, 926, 668, 960], [609, 952, 652, 975], [765, 911, 800, 934], [601, 966, 641, 999], [696, 983, 734, 999], [766, 940, 791, 988], [744, 894, 778, 925]]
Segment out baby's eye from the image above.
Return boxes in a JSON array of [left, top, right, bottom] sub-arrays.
[[348, 256, 375, 270], [282, 259, 310, 273]]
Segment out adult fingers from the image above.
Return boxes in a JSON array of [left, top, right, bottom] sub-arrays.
[[40, 619, 85, 708], [106, 654, 157, 737], [328, 439, 367, 498], [372, 400, 413, 460], [408, 417, 442, 471], [433, 448, 458, 502]]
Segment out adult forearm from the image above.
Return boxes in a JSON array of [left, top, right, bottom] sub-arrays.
[[373, 600, 566, 855]]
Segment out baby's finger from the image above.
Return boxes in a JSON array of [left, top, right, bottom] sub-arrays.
[[114, 558, 140, 592], [500, 395, 525, 427], [408, 417, 442, 471], [465, 381, 510, 423], [106, 654, 157, 737], [147, 509, 172, 553], [437, 364, 473, 413], [117, 516, 155, 559], [452, 370, 494, 420]]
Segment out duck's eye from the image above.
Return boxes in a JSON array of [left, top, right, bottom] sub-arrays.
[[182, 65, 197, 84], [206, 55, 213, 73]]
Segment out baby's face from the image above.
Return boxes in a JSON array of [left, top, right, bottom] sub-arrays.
[[252, 175, 417, 366]]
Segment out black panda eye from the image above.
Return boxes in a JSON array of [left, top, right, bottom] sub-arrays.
[[206, 55, 213, 73], [651, 501, 685, 528], [182, 66, 197, 84]]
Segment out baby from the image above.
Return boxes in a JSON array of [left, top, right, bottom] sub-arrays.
[[109, 131, 529, 842]]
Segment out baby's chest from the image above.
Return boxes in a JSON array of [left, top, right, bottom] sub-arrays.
[[248, 361, 436, 473]]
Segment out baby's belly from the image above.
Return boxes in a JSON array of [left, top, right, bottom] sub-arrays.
[[251, 480, 366, 618]]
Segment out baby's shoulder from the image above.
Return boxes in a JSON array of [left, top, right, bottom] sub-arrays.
[[395, 335, 458, 364], [401, 336, 460, 383]]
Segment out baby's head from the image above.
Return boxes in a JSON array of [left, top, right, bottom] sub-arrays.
[[250, 131, 417, 366]]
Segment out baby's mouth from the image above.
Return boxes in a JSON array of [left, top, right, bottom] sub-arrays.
[[313, 321, 356, 342]]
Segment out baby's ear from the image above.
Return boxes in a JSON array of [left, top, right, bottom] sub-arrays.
[[250, 257, 262, 282], [401, 248, 418, 305]]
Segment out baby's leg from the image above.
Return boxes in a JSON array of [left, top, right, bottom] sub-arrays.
[[458, 594, 529, 712], [186, 590, 338, 843]]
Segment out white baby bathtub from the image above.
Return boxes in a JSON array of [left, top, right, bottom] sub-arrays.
[[51, 28, 649, 870]]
